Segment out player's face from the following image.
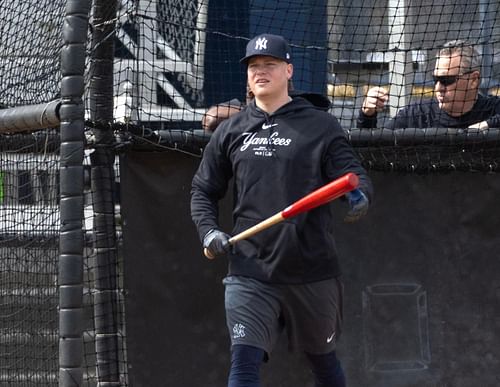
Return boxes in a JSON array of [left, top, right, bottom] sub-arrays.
[[434, 53, 479, 116], [247, 56, 292, 99]]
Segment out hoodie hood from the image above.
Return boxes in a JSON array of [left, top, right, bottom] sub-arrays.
[[290, 90, 331, 111]]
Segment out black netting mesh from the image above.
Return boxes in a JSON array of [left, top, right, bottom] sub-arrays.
[[0, 1, 65, 384], [104, 0, 500, 170], [0, 1, 64, 108], [1, 0, 500, 385], [0, 132, 60, 385]]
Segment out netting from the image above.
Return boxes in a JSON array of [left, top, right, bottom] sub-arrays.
[[0, 0, 128, 385], [1, 0, 500, 386], [0, 134, 60, 386], [0, 1, 64, 384], [107, 0, 500, 171], [0, 1, 64, 108]]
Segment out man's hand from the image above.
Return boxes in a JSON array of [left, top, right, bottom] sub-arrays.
[[362, 87, 389, 116], [344, 189, 369, 223], [201, 104, 243, 133], [468, 121, 489, 130], [203, 229, 231, 258]]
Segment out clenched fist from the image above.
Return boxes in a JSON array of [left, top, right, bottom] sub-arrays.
[[362, 86, 389, 116]]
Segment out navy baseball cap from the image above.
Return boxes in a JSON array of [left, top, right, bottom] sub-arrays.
[[240, 34, 292, 64]]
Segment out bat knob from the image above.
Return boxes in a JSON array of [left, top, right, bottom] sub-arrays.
[[203, 248, 215, 259]]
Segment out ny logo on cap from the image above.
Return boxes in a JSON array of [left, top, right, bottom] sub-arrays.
[[255, 37, 268, 51]]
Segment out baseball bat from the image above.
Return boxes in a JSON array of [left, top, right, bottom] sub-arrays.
[[204, 172, 359, 259]]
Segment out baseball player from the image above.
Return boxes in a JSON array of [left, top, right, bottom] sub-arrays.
[[191, 33, 373, 387]]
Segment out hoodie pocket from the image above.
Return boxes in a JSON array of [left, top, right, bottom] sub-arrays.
[[232, 216, 304, 274]]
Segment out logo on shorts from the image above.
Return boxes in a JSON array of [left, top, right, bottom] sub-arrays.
[[327, 331, 336, 343], [233, 323, 246, 339]]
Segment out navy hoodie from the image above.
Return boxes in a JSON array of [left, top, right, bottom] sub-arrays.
[[191, 96, 372, 284]]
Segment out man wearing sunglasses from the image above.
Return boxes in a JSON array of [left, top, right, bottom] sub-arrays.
[[357, 40, 500, 130]]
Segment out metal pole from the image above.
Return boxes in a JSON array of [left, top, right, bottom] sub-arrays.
[[388, 0, 412, 117], [0, 100, 60, 133], [136, 0, 157, 108], [479, 0, 495, 94], [58, 1, 91, 386], [88, 0, 121, 386]]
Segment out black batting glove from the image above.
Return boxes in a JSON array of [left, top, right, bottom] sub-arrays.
[[344, 189, 369, 223], [203, 229, 231, 258]]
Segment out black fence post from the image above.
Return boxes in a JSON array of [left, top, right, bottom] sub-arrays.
[[59, 0, 91, 386], [88, 0, 121, 385]]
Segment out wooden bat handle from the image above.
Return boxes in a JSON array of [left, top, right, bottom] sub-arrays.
[[229, 212, 284, 243], [203, 212, 284, 259]]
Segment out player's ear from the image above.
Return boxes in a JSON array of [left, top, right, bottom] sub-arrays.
[[286, 63, 293, 80]]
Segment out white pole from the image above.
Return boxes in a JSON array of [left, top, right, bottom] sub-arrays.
[[388, 0, 412, 117], [137, 0, 157, 107], [193, 0, 208, 90]]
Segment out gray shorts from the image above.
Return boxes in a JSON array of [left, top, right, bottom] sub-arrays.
[[223, 276, 343, 356]]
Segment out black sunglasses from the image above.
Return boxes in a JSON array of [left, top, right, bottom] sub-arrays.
[[433, 71, 473, 86]]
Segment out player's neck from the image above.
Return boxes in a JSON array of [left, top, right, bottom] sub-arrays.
[[255, 93, 292, 114]]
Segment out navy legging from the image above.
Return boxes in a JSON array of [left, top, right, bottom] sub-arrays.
[[228, 344, 346, 387], [305, 350, 346, 387], [228, 345, 264, 387]]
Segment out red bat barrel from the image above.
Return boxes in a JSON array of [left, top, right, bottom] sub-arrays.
[[281, 172, 359, 218]]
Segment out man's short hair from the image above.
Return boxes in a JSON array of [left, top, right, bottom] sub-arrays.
[[438, 40, 481, 74]]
